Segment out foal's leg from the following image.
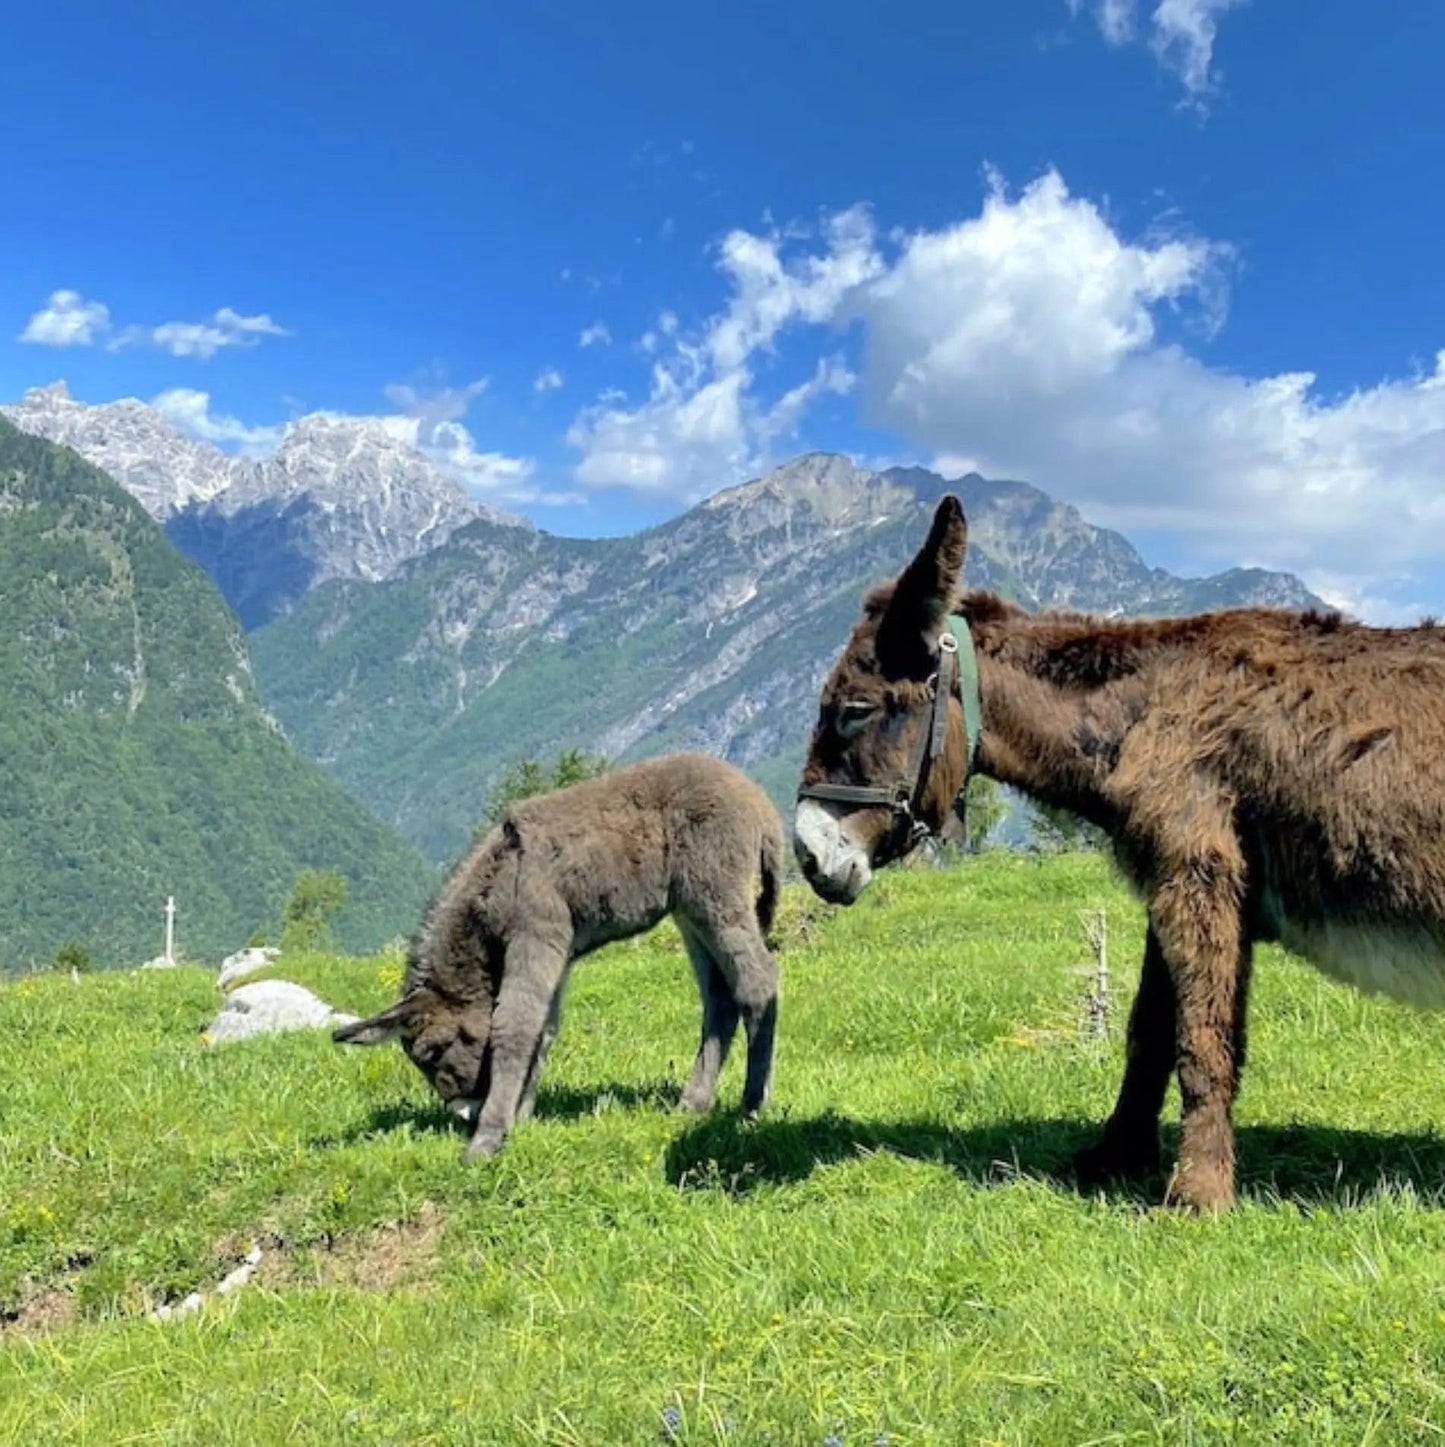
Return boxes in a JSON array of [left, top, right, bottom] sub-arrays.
[[692, 906, 779, 1115], [1075, 926, 1176, 1184], [516, 982, 566, 1124], [1150, 860, 1251, 1213], [466, 935, 568, 1161], [676, 922, 740, 1114]]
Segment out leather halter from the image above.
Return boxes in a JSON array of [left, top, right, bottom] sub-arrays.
[[797, 615, 982, 860]]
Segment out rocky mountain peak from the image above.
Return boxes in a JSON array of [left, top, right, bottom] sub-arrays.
[[1, 382, 234, 518]]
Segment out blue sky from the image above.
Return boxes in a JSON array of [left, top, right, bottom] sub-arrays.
[[3, 1, 1444, 615]]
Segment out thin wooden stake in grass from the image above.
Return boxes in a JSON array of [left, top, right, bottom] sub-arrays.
[[1078, 908, 1109, 1039]]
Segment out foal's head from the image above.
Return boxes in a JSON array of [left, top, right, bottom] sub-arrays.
[[333, 986, 492, 1124], [795, 495, 973, 904]]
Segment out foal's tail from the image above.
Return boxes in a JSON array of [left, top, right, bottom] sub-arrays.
[[757, 815, 784, 943]]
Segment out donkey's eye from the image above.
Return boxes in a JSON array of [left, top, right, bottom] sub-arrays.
[[835, 700, 879, 737]]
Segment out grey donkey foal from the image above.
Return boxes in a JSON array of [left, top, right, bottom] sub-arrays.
[[335, 753, 785, 1160]]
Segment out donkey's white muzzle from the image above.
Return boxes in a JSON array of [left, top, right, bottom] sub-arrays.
[[793, 799, 873, 905]]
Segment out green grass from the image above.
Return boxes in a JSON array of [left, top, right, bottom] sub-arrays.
[[6, 854, 1445, 1443]]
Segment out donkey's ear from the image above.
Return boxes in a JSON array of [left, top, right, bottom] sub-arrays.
[[332, 999, 411, 1046], [879, 495, 968, 668], [899, 494, 969, 612]]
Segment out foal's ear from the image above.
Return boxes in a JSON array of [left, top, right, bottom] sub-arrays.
[[879, 495, 969, 668], [332, 999, 412, 1046]]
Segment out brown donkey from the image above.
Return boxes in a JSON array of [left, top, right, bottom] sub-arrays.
[[796, 494, 1445, 1212], [336, 753, 784, 1160]]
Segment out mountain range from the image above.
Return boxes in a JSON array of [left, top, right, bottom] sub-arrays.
[[251, 454, 1319, 862], [2, 383, 520, 628], [3, 386, 1323, 870]]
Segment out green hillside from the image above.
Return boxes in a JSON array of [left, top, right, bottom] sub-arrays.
[[5, 855, 1445, 1441], [0, 419, 436, 969]]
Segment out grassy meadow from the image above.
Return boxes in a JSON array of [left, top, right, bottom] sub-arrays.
[[5, 853, 1445, 1443]]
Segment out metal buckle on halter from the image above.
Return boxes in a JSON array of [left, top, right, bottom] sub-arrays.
[[938, 631, 959, 656]]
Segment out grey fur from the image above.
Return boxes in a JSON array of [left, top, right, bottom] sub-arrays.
[[335, 752, 785, 1161]]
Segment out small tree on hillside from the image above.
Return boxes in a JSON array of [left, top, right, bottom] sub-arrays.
[[1029, 802, 1105, 854], [481, 749, 610, 831], [280, 869, 348, 953], [933, 774, 1007, 862], [51, 939, 94, 975], [961, 775, 1007, 852]]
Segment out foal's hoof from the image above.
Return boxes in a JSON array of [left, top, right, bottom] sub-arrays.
[[464, 1127, 506, 1162], [1074, 1127, 1161, 1187]]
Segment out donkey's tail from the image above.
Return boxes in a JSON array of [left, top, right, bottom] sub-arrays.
[[757, 815, 784, 941]]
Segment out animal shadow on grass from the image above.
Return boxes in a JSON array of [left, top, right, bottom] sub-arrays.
[[665, 1112, 1445, 1210], [314, 1080, 682, 1149]]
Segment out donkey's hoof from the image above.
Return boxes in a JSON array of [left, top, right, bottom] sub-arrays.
[[1163, 1161, 1235, 1214], [464, 1127, 506, 1162], [1074, 1127, 1161, 1186], [676, 1091, 715, 1115]]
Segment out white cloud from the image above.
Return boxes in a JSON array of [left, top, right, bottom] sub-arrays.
[[135, 308, 290, 359], [566, 210, 879, 496], [19, 290, 112, 347], [569, 167, 1445, 611], [366, 375, 580, 502], [533, 366, 564, 393], [579, 321, 613, 349], [1153, 0, 1247, 99], [152, 388, 283, 453], [382, 376, 487, 424], [568, 369, 753, 494], [843, 169, 1445, 610], [376, 413, 569, 503], [19, 290, 289, 359], [1071, 0, 1248, 103]]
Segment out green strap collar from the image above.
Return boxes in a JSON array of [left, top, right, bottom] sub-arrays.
[[946, 614, 983, 776]]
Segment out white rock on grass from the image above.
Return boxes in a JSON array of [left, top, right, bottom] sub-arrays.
[[152, 1244, 264, 1321], [206, 979, 357, 1045], [217, 945, 280, 991]]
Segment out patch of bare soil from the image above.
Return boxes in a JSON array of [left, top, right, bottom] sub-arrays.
[[0, 1288, 79, 1337], [260, 1201, 446, 1292]]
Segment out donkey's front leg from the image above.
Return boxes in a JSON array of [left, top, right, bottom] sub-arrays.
[[466, 937, 567, 1162], [1150, 859, 1252, 1213], [1075, 926, 1176, 1185]]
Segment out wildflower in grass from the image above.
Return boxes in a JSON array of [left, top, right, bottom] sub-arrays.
[[660, 1404, 682, 1440]]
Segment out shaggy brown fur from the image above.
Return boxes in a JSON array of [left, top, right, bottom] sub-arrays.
[[337, 752, 784, 1161], [797, 494, 1445, 1212]]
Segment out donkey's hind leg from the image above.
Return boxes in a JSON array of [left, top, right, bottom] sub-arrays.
[[677, 922, 741, 1114], [690, 907, 779, 1115], [466, 934, 568, 1161]]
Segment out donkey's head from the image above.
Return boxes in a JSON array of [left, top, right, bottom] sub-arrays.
[[333, 986, 492, 1124], [795, 495, 973, 904]]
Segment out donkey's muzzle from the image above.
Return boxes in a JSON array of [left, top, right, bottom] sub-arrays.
[[793, 799, 872, 905]]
